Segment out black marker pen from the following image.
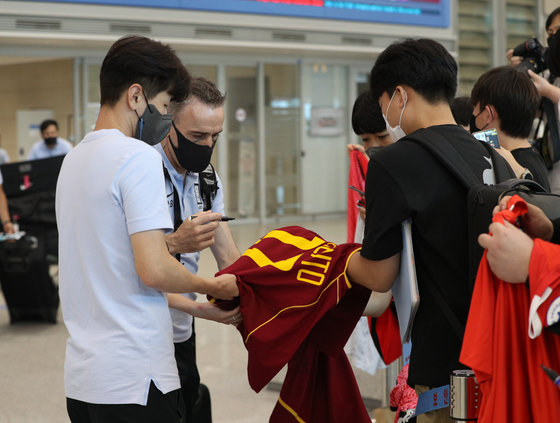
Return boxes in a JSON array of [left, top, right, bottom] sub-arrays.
[[189, 215, 235, 222]]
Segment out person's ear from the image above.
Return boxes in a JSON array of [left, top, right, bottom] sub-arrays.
[[394, 86, 407, 107], [486, 104, 497, 122], [127, 84, 143, 111]]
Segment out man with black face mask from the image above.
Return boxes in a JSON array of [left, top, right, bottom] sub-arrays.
[[56, 37, 238, 423], [28, 119, 73, 160], [155, 76, 242, 422]]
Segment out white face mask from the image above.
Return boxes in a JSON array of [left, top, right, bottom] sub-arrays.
[[383, 90, 407, 142]]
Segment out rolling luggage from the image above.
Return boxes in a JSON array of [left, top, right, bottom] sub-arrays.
[[0, 232, 58, 323], [0, 156, 63, 324]]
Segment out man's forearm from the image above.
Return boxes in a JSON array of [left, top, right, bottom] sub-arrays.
[[132, 230, 211, 294], [346, 252, 400, 293]]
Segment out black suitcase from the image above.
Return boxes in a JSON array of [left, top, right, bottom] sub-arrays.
[[0, 233, 59, 324]]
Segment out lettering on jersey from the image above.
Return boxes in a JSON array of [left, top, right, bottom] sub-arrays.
[[242, 230, 339, 283], [244, 248, 302, 271], [297, 242, 336, 286], [259, 229, 325, 251], [547, 297, 560, 327]]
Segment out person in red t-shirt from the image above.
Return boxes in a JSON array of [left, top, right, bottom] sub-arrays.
[[463, 196, 560, 423], [478, 195, 560, 335]]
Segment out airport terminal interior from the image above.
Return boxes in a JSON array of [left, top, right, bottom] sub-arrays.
[[0, 0, 557, 422], [0, 216, 391, 423]]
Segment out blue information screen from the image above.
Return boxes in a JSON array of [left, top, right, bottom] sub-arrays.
[[28, 0, 450, 28]]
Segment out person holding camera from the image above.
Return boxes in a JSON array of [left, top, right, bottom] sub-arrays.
[[507, 8, 560, 190], [506, 7, 560, 70]]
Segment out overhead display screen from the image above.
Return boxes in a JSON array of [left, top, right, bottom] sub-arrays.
[[27, 0, 450, 28]]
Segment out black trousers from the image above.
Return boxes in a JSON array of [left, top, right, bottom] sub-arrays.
[[66, 381, 184, 423], [174, 331, 201, 422]]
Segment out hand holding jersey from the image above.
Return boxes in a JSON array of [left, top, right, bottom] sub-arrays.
[[494, 194, 554, 240], [167, 293, 241, 325], [478, 207, 533, 284], [478, 194, 555, 283]]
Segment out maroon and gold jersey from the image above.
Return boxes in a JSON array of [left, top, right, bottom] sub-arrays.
[[214, 226, 371, 422]]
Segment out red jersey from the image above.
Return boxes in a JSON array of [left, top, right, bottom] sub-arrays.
[[460, 196, 560, 423], [347, 148, 368, 243], [215, 226, 371, 422], [369, 303, 402, 365], [528, 239, 560, 339]]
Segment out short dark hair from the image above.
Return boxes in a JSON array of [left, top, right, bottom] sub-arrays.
[[370, 38, 457, 105], [99, 35, 190, 106], [188, 77, 226, 107], [451, 97, 473, 127], [351, 91, 386, 135], [546, 7, 560, 31], [40, 119, 58, 133], [471, 66, 539, 139], [169, 77, 225, 117]]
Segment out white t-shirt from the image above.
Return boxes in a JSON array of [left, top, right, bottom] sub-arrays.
[[154, 144, 225, 343], [56, 129, 177, 405]]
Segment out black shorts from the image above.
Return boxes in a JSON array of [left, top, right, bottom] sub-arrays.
[[66, 381, 185, 423]]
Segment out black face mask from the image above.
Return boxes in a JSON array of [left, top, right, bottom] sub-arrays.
[[469, 114, 481, 134], [365, 146, 384, 159], [170, 122, 214, 173], [134, 92, 172, 145], [469, 108, 491, 134], [44, 137, 57, 146]]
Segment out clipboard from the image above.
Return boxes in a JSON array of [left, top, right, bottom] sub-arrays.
[[392, 219, 420, 344]]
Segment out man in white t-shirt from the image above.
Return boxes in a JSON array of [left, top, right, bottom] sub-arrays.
[[56, 35, 238, 423], [157, 77, 242, 421], [28, 119, 73, 160]]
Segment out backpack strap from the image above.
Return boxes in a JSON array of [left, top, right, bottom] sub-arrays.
[[407, 127, 515, 186], [198, 163, 219, 212]]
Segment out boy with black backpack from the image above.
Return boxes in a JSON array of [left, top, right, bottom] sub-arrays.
[[346, 38, 514, 423]]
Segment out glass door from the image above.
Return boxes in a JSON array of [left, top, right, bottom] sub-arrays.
[[300, 63, 348, 215], [225, 66, 259, 219], [264, 63, 301, 217]]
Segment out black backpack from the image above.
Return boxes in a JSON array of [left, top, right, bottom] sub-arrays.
[[407, 129, 516, 292], [403, 129, 515, 340], [409, 128, 560, 340]]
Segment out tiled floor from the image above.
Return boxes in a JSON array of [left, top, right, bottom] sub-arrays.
[[0, 216, 388, 422]]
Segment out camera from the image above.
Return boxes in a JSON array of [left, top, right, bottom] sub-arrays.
[[512, 37, 548, 74]]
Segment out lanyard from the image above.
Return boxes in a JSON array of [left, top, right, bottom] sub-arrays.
[[413, 384, 450, 417], [163, 165, 181, 261]]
